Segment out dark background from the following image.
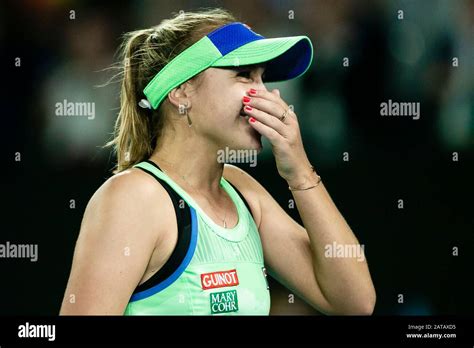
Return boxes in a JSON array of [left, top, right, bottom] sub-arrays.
[[2, 0, 473, 315]]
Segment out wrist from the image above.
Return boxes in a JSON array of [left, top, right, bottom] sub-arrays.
[[286, 163, 320, 189]]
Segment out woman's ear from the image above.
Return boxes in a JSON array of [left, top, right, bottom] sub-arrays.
[[167, 83, 192, 110]]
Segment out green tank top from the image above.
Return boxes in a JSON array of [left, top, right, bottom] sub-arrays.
[[124, 160, 271, 315]]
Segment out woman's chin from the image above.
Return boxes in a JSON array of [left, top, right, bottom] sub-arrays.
[[227, 116, 263, 152], [244, 127, 262, 151], [243, 119, 261, 144], [253, 136, 263, 152], [231, 134, 262, 154]]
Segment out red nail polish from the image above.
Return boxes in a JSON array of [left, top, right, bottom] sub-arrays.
[[249, 88, 257, 95], [243, 96, 251, 103], [249, 117, 256, 123], [244, 105, 253, 111]]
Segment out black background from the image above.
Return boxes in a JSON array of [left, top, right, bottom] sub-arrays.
[[1, 0, 473, 316]]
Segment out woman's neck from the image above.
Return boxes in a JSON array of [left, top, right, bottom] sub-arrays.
[[149, 135, 225, 196]]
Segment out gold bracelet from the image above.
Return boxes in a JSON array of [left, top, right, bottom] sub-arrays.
[[288, 165, 322, 191]]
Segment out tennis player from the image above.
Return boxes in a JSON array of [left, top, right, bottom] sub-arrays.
[[60, 8, 375, 315]]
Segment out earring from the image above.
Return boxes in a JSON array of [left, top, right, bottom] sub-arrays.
[[179, 102, 192, 127]]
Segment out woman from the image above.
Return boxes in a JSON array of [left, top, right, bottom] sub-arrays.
[[60, 8, 375, 315]]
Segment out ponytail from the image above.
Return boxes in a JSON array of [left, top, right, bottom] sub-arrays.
[[106, 30, 159, 173]]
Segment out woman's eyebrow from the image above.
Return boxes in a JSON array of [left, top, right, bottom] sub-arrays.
[[246, 63, 266, 71]]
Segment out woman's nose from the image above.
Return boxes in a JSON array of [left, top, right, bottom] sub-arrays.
[[251, 80, 267, 92]]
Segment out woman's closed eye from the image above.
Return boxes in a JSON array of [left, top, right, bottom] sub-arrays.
[[236, 70, 252, 79], [233, 65, 266, 81]]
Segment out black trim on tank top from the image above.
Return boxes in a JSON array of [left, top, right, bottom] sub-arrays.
[[226, 181, 255, 221], [132, 166, 192, 295]]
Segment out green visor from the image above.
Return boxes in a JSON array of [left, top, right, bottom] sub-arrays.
[[142, 22, 314, 110]]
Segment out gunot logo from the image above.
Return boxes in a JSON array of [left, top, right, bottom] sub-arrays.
[[210, 289, 239, 314], [201, 269, 239, 290]]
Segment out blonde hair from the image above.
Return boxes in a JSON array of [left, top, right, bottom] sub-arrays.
[[106, 8, 237, 173]]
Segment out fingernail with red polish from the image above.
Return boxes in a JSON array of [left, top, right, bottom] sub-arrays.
[[244, 105, 253, 111], [243, 96, 251, 103], [249, 117, 256, 123], [249, 88, 257, 95]]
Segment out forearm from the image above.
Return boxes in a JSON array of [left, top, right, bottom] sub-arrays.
[[289, 165, 376, 314], [241, 87, 375, 313]]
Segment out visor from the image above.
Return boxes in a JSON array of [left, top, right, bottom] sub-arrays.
[[143, 22, 314, 109]]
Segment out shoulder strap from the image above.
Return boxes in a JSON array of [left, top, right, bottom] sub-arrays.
[[131, 162, 192, 295], [226, 180, 255, 221]]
